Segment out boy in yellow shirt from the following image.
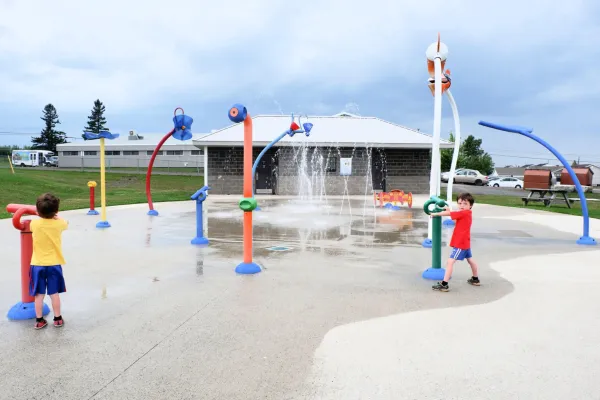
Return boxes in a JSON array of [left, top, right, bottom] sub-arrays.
[[29, 193, 68, 329]]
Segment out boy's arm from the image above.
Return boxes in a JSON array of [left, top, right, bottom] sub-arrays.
[[53, 215, 69, 229], [430, 205, 451, 217]]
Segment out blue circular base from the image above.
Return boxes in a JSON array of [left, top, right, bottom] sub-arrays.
[[87, 209, 99, 215], [191, 236, 209, 245], [7, 301, 50, 320], [422, 267, 446, 280], [577, 236, 597, 245], [235, 262, 262, 275], [96, 221, 111, 228], [422, 238, 433, 248], [442, 219, 455, 227], [383, 203, 401, 211], [255, 206, 261, 211], [147, 210, 159, 216]]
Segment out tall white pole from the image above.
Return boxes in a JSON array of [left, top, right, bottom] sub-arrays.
[[445, 89, 461, 211], [424, 36, 449, 247], [425, 56, 444, 244]]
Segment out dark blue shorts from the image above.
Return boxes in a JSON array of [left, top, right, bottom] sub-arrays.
[[449, 248, 472, 261], [29, 265, 66, 296]]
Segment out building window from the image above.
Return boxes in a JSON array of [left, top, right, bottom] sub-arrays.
[[62, 151, 79, 156], [191, 150, 204, 155], [83, 151, 97, 156], [166, 150, 183, 156], [123, 151, 139, 156], [105, 151, 121, 156], [147, 150, 163, 156]]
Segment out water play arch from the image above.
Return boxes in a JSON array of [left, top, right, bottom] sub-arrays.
[[479, 121, 596, 246], [251, 114, 313, 210], [146, 107, 193, 216]]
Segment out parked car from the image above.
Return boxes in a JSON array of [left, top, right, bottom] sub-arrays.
[[45, 156, 59, 167], [450, 169, 489, 186], [441, 168, 465, 182], [488, 177, 523, 189]]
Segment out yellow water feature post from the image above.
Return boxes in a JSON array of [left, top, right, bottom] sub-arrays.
[[82, 129, 120, 228], [98, 137, 109, 227], [7, 156, 15, 174]]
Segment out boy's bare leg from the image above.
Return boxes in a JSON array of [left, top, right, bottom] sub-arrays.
[[467, 257, 479, 278], [34, 294, 45, 318], [443, 258, 456, 282], [49, 294, 61, 317]]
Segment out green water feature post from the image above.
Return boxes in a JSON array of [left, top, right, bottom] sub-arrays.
[[422, 195, 448, 280]]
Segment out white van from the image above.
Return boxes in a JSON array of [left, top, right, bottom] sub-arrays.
[[11, 150, 55, 167]]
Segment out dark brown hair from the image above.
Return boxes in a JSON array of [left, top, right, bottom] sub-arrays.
[[36, 193, 60, 219], [457, 192, 475, 206]]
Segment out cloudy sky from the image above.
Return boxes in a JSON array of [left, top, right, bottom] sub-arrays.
[[1, 0, 599, 167]]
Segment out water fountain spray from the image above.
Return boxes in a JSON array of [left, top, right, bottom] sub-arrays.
[[251, 113, 314, 210]]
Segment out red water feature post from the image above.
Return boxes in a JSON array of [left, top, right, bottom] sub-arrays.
[[5, 204, 51, 320], [87, 181, 99, 215], [146, 130, 175, 216]]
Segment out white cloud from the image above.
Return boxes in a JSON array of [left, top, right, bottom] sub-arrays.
[[527, 69, 600, 105], [0, 0, 596, 113]]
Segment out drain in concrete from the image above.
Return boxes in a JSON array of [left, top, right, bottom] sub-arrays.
[[266, 246, 292, 252]]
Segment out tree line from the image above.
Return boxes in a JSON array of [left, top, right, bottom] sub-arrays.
[[28, 99, 110, 153], [440, 132, 495, 175]]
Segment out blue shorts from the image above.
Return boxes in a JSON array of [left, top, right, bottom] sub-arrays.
[[29, 265, 66, 296], [449, 248, 472, 261]]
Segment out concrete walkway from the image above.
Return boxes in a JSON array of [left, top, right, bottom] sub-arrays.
[[0, 196, 598, 399]]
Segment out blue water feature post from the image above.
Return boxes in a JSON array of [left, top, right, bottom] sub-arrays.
[[442, 217, 455, 227], [252, 115, 313, 211], [479, 120, 596, 246], [252, 131, 288, 211], [191, 185, 211, 245]]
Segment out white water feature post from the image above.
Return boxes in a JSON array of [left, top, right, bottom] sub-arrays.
[[442, 89, 461, 228], [423, 34, 448, 248]]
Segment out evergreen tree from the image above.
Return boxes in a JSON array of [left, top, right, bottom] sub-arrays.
[[31, 104, 67, 152], [84, 99, 108, 134]]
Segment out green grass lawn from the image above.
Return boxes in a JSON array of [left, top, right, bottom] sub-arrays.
[[1, 167, 598, 221], [0, 168, 203, 219], [441, 190, 600, 220], [0, 160, 202, 175], [73, 166, 202, 173]]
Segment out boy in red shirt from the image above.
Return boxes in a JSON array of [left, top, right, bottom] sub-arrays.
[[430, 192, 480, 292]]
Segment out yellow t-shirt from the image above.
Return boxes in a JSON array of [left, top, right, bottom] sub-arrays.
[[30, 218, 68, 266]]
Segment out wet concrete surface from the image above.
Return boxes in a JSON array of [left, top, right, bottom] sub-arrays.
[[0, 195, 598, 399]]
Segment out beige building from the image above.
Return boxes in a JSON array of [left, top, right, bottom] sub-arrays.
[[56, 130, 205, 171]]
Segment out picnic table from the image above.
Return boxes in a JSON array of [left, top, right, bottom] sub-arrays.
[[522, 188, 572, 208]]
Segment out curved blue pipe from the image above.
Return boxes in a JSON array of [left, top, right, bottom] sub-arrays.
[[252, 130, 289, 197], [479, 120, 596, 245]]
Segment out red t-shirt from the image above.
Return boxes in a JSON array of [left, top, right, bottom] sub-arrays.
[[450, 209, 472, 249]]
